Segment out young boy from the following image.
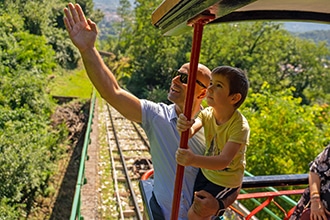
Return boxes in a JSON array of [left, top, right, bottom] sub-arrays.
[[176, 66, 250, 219]]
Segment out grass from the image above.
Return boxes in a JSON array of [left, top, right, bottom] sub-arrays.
[[48, 62, 95, 99]]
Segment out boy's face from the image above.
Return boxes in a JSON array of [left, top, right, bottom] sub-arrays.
[[206, 74, 235, 108]]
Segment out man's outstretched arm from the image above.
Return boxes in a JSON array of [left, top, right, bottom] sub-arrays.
[[63, 3, 142, 123]]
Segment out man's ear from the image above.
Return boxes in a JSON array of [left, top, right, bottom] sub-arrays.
[[197, 88, 207, 99], [231, 93, 242, 105]]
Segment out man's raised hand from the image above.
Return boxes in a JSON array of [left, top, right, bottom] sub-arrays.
[[63, 3, 97, 52]]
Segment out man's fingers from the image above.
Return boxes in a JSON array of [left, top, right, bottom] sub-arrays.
[[63, 8, 73, 31], [68, 3, 81, 24], [191, 194, 203, 214], [88, 19, 98, 34], [75, 3, 88, 25], [63, 16, 70, 31], [195, 190, 209, 198], [64, 3, 77, 28], [176, 149, 183, 161], [192, 201, 201, 214]]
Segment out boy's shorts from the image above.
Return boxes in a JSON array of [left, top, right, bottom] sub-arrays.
[[193, 169, 239, 216]]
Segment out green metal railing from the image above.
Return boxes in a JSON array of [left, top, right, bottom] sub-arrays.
[[70, 90, 96, 220], [238, 170, 304, 219]]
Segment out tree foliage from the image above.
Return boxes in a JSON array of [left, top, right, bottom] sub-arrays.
[[101, 0, 194, 101], [1, 0, 330, 217], [242, 83, 330, 175], [0, 0, 79, 217], [105, 2, 330, 175], [76, 1, 330, 218], [90, 3, 330, 218], [200, 22, 330, 105]]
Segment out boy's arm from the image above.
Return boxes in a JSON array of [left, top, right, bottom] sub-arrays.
[[190, 118, 202, 137], [191, 141, 242, 170], [177, 113, 202, 138]]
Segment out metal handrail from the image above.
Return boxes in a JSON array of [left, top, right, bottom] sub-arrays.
[[70, 89, 96, 220]]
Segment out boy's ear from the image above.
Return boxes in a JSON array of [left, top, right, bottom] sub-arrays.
[[231, 93, 242, 105]]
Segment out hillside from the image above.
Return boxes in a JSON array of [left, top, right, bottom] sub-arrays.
[[93, 0, 134, 12], [296, 29, 330, 46], [284, 22, 330, 46], [284, 21, 330, 32]]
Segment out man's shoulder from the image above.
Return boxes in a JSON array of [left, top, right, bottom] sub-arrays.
[[141, 99, 176, 120], [141, 99, 173, 109]]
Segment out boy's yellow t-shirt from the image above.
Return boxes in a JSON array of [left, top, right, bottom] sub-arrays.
[[198, 107, 250, 188]]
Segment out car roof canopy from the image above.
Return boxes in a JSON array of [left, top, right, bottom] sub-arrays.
[[152, 0, 330, 36]]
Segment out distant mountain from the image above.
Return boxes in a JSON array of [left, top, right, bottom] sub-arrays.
[[93, 0, 134, 11], [296, 30, 330, 46], [283, 22, 330, 33], [93, 0, 135, 23], [280, 22, 330, 46]]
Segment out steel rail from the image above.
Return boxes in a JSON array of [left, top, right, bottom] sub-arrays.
[[106, 104, 143, 220], [105, 105, 125, 219]]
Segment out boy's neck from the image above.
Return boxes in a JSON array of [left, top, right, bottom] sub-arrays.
[[213, 108, 236, 125]]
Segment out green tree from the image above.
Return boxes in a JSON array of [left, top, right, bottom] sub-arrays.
[[0, 2, 68, 215], [242, 83, 330, 175], [124, 0, 194, 101], [200, 22, 330, 105]]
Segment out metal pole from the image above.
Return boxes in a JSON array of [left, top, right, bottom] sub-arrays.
[[170, 19, 205, 220]]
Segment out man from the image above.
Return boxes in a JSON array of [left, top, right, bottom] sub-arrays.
[[63, 3, 237, 219]]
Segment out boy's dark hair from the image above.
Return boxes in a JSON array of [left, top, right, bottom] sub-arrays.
[[212, 66, 249, 108]]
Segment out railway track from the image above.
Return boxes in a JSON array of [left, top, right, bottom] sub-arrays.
[[101, 103, 152, 219], [96, 102, 242, 220]]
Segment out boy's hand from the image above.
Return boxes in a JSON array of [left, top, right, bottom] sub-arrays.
[[177, 113, 194, 133], [175, 148, 195, 166]]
